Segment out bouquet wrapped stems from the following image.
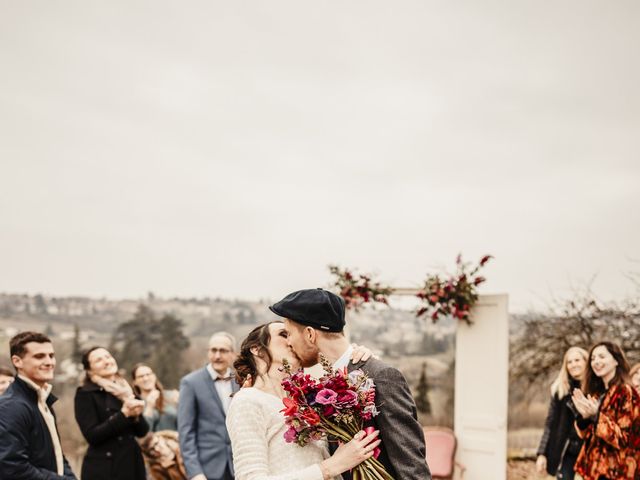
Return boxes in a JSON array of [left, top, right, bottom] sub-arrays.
[[322, 416, 394, 480]]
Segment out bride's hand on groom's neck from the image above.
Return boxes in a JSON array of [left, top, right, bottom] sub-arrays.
[[350, 343, 378, 364]]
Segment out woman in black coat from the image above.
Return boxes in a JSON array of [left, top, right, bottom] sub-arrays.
[[75, 347, 149, 480], [536, 346, 588, 480]]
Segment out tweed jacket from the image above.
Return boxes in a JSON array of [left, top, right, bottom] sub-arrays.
[[343, 358, 432, 480]]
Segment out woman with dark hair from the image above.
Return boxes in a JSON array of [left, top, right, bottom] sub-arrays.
[[226, 321, 381, 480], [571, 341, 640, 480], [75, 346, 149, 480], [536, 346, 588, 479], [131, 364, 179, 432]]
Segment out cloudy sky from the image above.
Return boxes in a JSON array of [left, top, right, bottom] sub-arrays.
[[1, 1, 638, 312]]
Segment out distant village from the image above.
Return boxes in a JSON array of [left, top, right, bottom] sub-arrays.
[[0, 292, 456, 358]]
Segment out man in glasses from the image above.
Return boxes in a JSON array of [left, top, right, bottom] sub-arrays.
[[178, 332, 239, 480]]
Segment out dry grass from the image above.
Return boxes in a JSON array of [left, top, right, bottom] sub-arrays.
[[508, 428, 542, 458]]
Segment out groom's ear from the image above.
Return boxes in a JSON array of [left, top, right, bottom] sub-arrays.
[[303, 326, 317, 345]]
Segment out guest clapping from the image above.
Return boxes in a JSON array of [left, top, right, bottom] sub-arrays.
[[536, 346, 588, 480], [131, 364, 179, 432], [75, 347, 149, 480], [572, 341, 640, 480]]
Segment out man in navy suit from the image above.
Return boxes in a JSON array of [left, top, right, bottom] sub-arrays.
[[178, 332, 240, 480]]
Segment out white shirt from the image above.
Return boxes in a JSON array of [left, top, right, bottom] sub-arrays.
[[332, 344, 354, 371], [206, 364, 233, 414]]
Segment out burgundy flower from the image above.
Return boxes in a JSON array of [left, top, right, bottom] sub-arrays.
[[322, 405, 336, 417], [336, 390, 358, 407], [479, 255, 493, 266]]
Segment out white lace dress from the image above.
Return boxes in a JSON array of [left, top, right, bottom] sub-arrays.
[[226, 387, 340, 480]]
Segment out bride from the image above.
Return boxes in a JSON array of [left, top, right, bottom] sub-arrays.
[[226, 321, 381, 480]]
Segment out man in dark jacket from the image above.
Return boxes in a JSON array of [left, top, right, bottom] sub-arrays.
[[0, 331, 77, 479], [271, 288, 432, 480]]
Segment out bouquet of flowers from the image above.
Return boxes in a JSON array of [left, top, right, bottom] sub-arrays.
[[280, 355, 394, 480]]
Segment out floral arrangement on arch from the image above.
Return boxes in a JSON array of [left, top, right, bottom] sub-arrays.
[[415, 254, 492, 325], [328, 265, 393, 311], [328, 254, 492, 325]]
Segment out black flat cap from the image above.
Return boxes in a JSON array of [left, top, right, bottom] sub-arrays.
[[269, 288, 345, 332]]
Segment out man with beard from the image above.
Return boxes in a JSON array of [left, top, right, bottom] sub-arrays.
[[270, 288, 432, 480]]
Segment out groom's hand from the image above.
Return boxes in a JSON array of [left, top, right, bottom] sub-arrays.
[[190, 475, 207, 480]]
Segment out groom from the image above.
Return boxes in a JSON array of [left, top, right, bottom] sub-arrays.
[[270, 288, 432, 480]]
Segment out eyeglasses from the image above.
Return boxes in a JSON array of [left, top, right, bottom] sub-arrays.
[[210, 348, 232, 355]]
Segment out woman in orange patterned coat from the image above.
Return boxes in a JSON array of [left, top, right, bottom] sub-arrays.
[[571, 341, 640, 480]]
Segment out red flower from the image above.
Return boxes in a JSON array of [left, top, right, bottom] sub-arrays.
[[281, 398, 299, 416], [301, 408, 321, 426]]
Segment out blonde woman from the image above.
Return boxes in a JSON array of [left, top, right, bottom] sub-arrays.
[[536, 346, 588, 480]]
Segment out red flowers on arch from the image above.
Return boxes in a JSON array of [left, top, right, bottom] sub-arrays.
[[329, 254, 493, 325]]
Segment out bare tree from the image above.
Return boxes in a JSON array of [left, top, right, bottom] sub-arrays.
[[511, 290, 640, 387]]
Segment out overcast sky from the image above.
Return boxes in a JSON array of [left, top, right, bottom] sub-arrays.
[[1, 1, 639, 312]]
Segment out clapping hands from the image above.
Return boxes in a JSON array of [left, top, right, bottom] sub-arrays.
[[121, 398, 145, 418], [572, 388, 599, 419]]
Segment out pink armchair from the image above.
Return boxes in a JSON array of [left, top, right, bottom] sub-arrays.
[[423, 427, 466, 479]]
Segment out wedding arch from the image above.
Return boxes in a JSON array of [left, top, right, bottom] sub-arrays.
[[329, 257, 508, 480]]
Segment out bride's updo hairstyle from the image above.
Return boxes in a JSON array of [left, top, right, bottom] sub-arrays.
[[234, 322, 279, 385]]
